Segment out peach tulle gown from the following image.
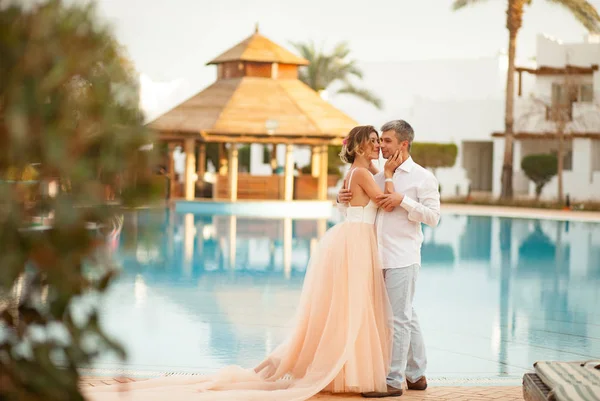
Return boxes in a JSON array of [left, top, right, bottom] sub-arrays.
[[84, 170, 393, 401]]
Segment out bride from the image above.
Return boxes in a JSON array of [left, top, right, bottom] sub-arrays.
[[84, 125, 404, 401]]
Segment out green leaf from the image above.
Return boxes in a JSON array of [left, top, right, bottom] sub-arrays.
[[0, 0, 157, 398]]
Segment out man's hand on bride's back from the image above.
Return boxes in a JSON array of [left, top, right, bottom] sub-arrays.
[[337, 188, 353, 203], [337, 178, 353, 203]]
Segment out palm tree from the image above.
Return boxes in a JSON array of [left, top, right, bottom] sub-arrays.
[[291, 41, 383, 109], [452, 0, 600, 200]]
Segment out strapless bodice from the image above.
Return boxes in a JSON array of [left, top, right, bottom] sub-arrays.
[[345, 200, 378, 224]]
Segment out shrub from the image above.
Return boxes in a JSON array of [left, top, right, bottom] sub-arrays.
[[410, 143, 458, 172], [521, 154, 558, 200]]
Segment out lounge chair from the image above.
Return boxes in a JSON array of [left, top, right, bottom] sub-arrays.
[[523, 360, 600, 401]]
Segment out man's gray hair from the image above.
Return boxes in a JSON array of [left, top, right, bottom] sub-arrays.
[[381, 120, 414, 150]]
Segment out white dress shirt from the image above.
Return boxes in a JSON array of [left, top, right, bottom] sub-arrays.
[[374, 157, 441, 269]]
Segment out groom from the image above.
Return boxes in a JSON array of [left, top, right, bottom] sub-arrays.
[[338, 120, 440, 397]]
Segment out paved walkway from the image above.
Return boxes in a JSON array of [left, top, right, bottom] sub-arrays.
[[80, 377, 524, 400], [441, 203, 600, 222]]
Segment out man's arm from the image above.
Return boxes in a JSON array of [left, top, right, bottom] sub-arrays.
[[399, 174, 440, 227]]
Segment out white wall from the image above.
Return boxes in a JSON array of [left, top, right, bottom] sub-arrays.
[[492, 138, 505, 197], [330, 56, 507, 129], [408, 97, 504, 196], [536, 34, 600, 66]]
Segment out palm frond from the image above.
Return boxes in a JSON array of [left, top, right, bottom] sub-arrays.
[[344, 63, 364, 79], [290, 40, 324, 90], [337, 82, 383, 109], [291, 40, 379, 107], [546, 0, 600, 32], [331, 42, 352, 59], [451, 0, 489, 11], [290, 40, 319, 66]]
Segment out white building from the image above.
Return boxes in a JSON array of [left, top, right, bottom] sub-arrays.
[[494, 34, 600, 201], [328, 57, 508, 198]]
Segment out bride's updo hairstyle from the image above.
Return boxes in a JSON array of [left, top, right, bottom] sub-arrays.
[[339, 125, 378, 164]]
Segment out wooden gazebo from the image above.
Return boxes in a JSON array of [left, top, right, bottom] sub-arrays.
[[149, 27, 357, 202]]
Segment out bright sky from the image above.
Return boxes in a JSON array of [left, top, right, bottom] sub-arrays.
[[83, 0, 600, 119]]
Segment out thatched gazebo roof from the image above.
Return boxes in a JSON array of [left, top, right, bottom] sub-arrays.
[[207, 28, 309, 66], [149, 28, 356, 145]]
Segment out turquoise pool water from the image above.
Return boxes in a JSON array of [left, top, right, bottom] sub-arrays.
[[91, 209, 600, 384]]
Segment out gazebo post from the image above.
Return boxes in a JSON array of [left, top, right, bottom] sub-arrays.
[[184, 137, 196, 200], [228, 143, 239, 201], [197, 142, 206, 194], [283, 144, 294, 201], [167, 142, 176, 199], [311, 145, 321, 178], [317, 144, 329, 200]]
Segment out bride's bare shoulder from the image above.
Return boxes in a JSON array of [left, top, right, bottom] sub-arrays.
[[351, 167, 373, 181]]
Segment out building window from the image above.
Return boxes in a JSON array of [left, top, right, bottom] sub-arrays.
[[548, 83, 594, 121], [549, 83, 574, 121], [580, 84, 593, 102]]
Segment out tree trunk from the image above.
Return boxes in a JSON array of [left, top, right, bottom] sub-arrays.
[[556, 120, 565, 204], [535, 184, 542, 200], [501, 0, 523, 200]]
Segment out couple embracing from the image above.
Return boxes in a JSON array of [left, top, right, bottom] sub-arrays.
[[85, 120, 440, 401]]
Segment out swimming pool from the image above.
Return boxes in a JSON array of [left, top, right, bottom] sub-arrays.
[[87, 208, 600, 385]]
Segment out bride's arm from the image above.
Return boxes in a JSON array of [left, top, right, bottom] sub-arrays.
[[377, 152, 407, 210], [352, 169, 395, 212], [383, 151, 402, 194]]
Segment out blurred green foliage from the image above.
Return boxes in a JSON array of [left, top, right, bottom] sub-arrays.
[[0, 0, 159, 399], [521, 153, 558, 199], [410, 143, 458, 172]]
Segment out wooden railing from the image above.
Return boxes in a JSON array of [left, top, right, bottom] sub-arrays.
[[215, 174, 284, 200], [213, 174, 339, 200]]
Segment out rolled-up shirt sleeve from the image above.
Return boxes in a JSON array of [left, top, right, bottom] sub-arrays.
[[399, 174, 440, 227]]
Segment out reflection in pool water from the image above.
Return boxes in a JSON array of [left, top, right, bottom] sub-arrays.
[[91, 209, 600, 382]]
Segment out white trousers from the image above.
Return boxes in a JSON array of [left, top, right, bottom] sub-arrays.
[[384, 264, 427, 389]]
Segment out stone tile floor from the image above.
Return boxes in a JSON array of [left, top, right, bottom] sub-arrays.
[[441, 203, 600, 222], [80, 377, 524, 400]]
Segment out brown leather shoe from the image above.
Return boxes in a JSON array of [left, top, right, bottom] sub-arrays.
[[361, 385, 403, 398], [407, 376, 427, 390]]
